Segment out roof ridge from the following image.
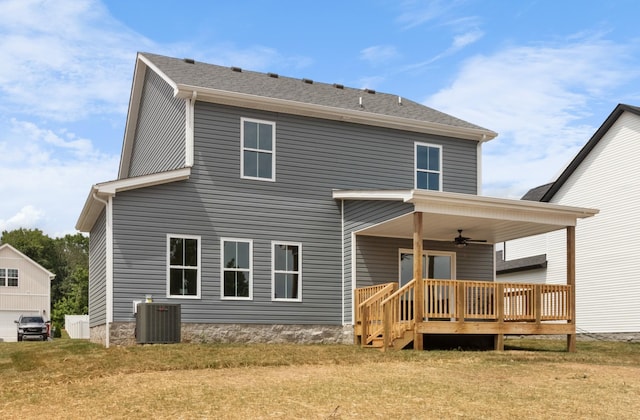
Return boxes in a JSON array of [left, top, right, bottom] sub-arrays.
[[138, 52, 495, 136]]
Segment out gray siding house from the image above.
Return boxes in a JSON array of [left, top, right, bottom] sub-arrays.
[[77, 53, 597, 349]]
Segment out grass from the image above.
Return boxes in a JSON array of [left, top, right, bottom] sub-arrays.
[[0, 338, 638, 419]]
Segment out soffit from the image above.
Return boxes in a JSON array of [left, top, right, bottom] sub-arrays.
[[334, 189, 598, 243]]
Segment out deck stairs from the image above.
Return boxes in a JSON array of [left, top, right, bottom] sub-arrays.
[[356, 281, 416, 351]]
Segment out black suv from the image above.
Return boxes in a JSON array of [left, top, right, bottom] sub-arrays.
[[15, 315, 49, 341]]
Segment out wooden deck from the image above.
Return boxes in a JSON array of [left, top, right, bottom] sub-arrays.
[[355, 279, 575, 351]]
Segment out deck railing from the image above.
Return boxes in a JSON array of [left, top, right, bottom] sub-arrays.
[[357, 283, 397, 346], [416, 280, 573, 322], [381, 279, 415, 348], [355, 279, 573, 349]]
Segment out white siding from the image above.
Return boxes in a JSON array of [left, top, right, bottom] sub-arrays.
[[0, 245, 52, 341], [500, 111, 640, 333]]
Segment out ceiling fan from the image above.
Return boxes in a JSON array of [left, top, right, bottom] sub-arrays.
[[453, 229, 487, 247]]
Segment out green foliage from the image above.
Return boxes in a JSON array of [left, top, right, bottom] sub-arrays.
[[1, 229, 89, 327], [1, 228, 57, 270]]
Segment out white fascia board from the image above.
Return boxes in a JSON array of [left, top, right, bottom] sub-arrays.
[[0, 244, 56, 278], [174, 84, 497, 142], [407, 190, 599, 225], [332, 190, 413, 201], [331, 189, 598, 226], [97, 167, 191, 195], [138, 54, 179, 90], [119, 56, 146, 178], [75, 168, 191, 232]]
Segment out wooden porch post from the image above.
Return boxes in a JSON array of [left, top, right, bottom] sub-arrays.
[[495, 283, 505, 351], [567, 225, 577, 352], [413, 212, 424, 350]]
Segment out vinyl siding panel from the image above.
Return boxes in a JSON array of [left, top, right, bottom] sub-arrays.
[[553, 112, 640, 333], [128, 70, 186, 177], [110, 101, 481, 326], [88, 209, 107, 327], [500, 111, 640, 333], [343, 200, 414, 323], [355, 237, 494, 287], [0, 247, 50, 314]]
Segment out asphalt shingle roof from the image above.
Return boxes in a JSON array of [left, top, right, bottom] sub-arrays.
[[141, 52, 492, 133]]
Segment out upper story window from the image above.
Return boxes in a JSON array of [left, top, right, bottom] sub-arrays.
[[0, 268, 18, 287], [272, 242, 302, 301], [167, 235, 201, 298], [415, 142, 442, 191], [241, 118, 275, 181], [221, 238, 252, 300]]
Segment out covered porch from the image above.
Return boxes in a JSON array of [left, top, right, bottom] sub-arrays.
[[334, 189, 598, 352]]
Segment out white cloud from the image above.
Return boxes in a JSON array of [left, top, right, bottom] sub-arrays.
[[0, 0, 153, 121], [425, 37, 639, 198], [452, 30, 483, 49], [0, 205, 45, 233], [0, 119, 119, 237], [360, 45, 399, 65], [396, 0, 460, 29]]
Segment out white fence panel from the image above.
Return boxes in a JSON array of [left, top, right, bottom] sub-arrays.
[[65, 315, 90, 339]]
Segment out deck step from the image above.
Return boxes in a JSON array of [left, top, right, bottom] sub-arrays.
[[390, 330, 414, 350]]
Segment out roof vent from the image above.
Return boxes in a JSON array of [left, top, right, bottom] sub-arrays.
[[231, 66, 242, 72], [333, 83, 344, 89], [183, 58, 195, 64], [364, 88, 376, 94], [268, 72, 279, 78], [302, 78, 313, 84]]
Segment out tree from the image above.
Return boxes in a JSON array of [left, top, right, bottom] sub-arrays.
[[1, 228, 57, 270]]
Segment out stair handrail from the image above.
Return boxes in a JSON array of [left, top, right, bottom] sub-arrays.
[[381, 278, 416, 350], [358, 282, 397, 346]]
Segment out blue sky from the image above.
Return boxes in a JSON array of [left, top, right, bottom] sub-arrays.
[[1, 0, 639, 237]]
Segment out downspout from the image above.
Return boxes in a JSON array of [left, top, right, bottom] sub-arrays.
[[476, 137, 484, 195], [92, 192, 113, 348], [185, 91, 196, 168], [340, 199, 345, 327]]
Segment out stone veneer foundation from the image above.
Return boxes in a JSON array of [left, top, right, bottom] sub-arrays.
[[90, 322, 353, 346]]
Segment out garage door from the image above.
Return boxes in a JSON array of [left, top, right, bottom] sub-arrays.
[[0, 311, 39, 342]]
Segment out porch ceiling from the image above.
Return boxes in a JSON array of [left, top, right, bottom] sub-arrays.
[[333, 189, 599, 243]]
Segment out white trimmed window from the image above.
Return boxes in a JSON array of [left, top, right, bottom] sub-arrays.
[[415, 142, 442, 191], [167, 235, 201, 298], [221, 238, 253, 300], [272, 242, 302, 301], [0, 268, 19, 287], [241, 118, 275, 181]]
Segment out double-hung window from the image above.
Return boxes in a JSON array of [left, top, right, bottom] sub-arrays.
[[221, 238, 252, 299], [415, 142, 442, 191], [0, 268, 19, 287], [272, 242, 302, 301], [167, 235, 200, 298], [241, 118, 275, 181]]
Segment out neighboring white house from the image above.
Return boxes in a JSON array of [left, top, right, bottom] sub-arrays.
[[0, 243, 55, 342], [498, 104, 640, 337]]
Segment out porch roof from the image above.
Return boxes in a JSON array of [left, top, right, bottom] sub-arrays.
[[332, 189, 598, 243]]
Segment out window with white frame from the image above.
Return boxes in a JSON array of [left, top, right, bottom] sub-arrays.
[[272, 242, 301, 301], [0, 268, 19, 287], [241, 118, 275, 181], [167, 235, 200, 298], [221, 239, 252, 299], [415, 142, 442, 191]]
